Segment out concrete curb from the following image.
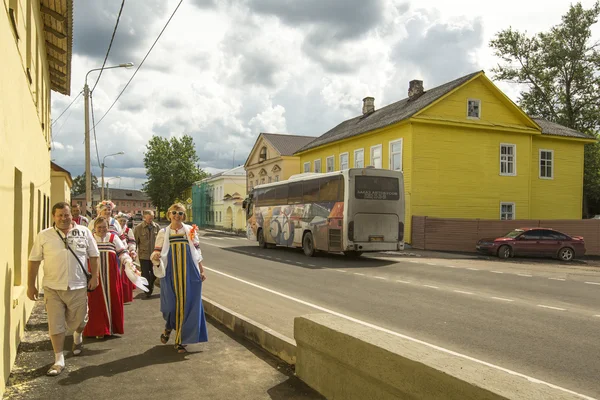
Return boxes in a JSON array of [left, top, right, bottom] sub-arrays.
[[202, 297, 297, 365]]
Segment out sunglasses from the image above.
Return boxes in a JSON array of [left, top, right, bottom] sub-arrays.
[[170, 211, 184, 216]]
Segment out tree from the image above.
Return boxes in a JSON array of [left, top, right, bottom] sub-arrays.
[[72, 173, 99, 196], [143, 135, 208, 219], [490, 1, 600, 216]]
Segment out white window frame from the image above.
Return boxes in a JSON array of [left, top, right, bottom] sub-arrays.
[[467, 98, 481, 119], [539, 149, 554, 180], [499, 143, 517, 176], [370, 144, 382, 168], [339, 152, 349, 170], [303, 162, 310, 173], [389, 138, 403, 171], [314, 159, 322, 173], [354, 149, 364, 168], [500, 202, 515, 220], [275, 175, 279, 182], [326, 155, 334, 172]]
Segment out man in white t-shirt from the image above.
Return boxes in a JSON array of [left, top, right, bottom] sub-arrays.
[[28, 202, 100, 376]]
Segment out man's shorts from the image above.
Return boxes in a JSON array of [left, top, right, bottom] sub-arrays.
[[44, 287, 88, 335]]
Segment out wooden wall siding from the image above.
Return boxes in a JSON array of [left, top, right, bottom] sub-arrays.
[[411, 216, 600, 255]]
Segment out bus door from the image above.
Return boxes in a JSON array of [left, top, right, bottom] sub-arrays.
[[319, 175, 344, 252]]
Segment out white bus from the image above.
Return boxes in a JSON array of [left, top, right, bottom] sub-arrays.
[[243, 167, 405, 257]]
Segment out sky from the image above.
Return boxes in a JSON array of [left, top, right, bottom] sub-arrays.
[[49, 0, 599, 190]]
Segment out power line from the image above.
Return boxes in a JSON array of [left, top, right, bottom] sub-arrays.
[[51, 90, 82, 126], [90, 0, 184, 131], [91, 0, 126, 93]]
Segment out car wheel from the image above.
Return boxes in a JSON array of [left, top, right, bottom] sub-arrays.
[[558, 247, 574, 262], [258, 229, 267, 249], [497, 245, 512, 259], [302, 232, 315, 257]]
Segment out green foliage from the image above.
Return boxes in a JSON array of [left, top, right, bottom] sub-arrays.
[[72, 173, 98, 197], [143, 135, 208, 218], [490, 2, 600, 210]]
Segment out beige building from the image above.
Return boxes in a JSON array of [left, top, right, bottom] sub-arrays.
[[196, 166, 247, 230], [1, 0, 73, 395], [50, 162, 73, 205], [244, 133, 317, 192], [72, 188, 156, 217]]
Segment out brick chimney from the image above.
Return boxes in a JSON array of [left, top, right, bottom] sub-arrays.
[[408, 80, 424, 99], [362, 97, 375, 115]]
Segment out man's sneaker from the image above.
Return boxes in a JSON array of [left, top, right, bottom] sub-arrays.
[[72, 342, 83, 356]]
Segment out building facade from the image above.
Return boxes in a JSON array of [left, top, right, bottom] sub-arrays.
[[192, 166, 247, 230], [50, 162, 73, 205], [1, 0, 73, 395], [294, 71, 595, 243], [72, 188, 156, 216], [244, 133, 316, 193]]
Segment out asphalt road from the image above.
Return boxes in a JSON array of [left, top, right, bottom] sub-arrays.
[[198, 231, 600, 399]]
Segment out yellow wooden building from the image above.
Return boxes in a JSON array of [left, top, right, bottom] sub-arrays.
[[1, 0, 73, 395], [294, 71, 595, 243]]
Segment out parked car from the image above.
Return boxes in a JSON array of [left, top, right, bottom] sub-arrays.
[[476, 228, 585, 261]]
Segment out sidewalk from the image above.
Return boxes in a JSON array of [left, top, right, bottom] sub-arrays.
[[3, 291, 323, 400]]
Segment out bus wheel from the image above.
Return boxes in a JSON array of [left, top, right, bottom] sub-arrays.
[[258, 229, 267, 249], [303, 232, 315, 257], [344, 251, 363, 258]]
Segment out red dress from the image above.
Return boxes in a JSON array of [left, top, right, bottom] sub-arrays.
[[84, 233, 126, 337]]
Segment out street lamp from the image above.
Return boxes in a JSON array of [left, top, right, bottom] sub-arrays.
[[101, 151, 125, 200], [105, 176, 121, 201], [84, 62, 134, 218]]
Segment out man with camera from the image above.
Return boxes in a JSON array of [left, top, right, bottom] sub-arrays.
[[27, 202, 100, 376]]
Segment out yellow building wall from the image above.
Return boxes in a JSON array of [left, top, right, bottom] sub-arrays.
[[420, 75, 532, 129], [1, 0, 54, 395], [50, 173, 72, 206], [530, 137, 584, 219]]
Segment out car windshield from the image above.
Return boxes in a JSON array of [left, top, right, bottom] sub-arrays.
[[503, 230, 523, 238]]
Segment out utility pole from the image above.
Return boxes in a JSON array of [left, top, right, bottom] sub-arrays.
[[84, 83, 91, 218]]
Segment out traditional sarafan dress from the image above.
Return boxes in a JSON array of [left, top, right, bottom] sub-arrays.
[[155, 224, 208, 346], [84, 233, 131, 337], [121, 226, 137, 303]]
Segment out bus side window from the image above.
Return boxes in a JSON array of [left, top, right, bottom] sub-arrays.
[[276, 184, 289, 205], [303, 180, 319, 203], [262, 187, 276, 206], [288, 182, 302, 204], [319, 176, 343, 202], [254, 189, 264, 207]]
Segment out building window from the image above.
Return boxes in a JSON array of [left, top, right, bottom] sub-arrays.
[[370, 145, 382, 168], [275, 175, 279, 182], [259, 147, 267, 162], [340, 153, 349, 170], [354, 149, 364, 168], [303, 162, 310, 173], [389, 139, 403, 171], [268, 176, 272, 183], [261, 178, 265, 184], [540, 149, 554, 179], [500, 202, 515, 220], [314, 159, 321, 173], [467, 99, 481, 119], [500, 144, 516, 176], [326, 156, 334, 172]]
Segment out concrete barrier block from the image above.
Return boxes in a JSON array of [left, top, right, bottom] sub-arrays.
[[294, 314, 584, 400]]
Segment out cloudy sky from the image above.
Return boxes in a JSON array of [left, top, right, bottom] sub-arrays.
[[50, 0, 599, 190]]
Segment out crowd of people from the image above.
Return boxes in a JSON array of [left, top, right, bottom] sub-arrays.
[[27, 201, 208, 376]]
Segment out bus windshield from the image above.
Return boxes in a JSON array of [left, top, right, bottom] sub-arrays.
[[354, 176, 400, 200]]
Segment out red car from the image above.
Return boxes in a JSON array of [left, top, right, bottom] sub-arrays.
[[476, 228, 585, 261]]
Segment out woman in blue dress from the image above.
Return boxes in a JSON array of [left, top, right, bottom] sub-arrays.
[[151, 203, 207, 353]]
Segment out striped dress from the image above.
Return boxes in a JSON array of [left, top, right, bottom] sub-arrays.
[[158, 230, 208, 346], [84, 233, 129, 337]]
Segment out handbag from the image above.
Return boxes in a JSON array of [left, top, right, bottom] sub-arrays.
[[56, 230, 96, 292]]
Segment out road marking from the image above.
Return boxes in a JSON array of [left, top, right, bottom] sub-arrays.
[[426, 263, 437, 266], [201, 236, 211, 240], [275, 258, 282, 261], [594, 315, 600, 318], [308, 264, 316, 267], [584, 282, 600, 286], [354, 273, 365, 276], [374, 276, 387, 280], [491, 271, 504, 274], [285, 260, 292, 262], [467, 267, 479, 271], [491, 297, 514, 302], [203, 266, 596, 400], [335, 269, 347, 273], [454, 290, 474, 295], [517, 274, 532, 277], [396, 280, 411, 284], [423, 285, 439, 289], [266, 256, 272, 259], [296, 262, 304, 265], [445, 265, 459, 269], [212, 237, 224, 240], [549, 278, 566, 281], [538, 305, 566, 311]]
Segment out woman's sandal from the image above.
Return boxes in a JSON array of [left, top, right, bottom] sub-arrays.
[[46, 364, 64, 376], [174, 344, 187, 353], [160, 329, 172, 344]]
